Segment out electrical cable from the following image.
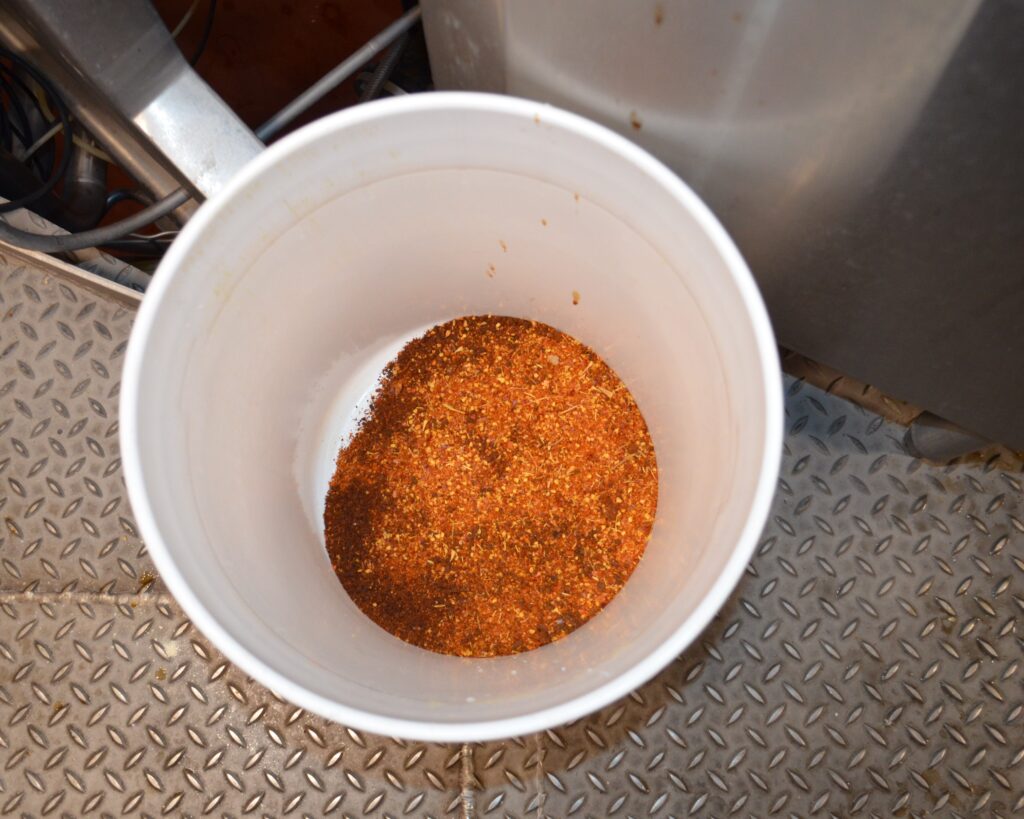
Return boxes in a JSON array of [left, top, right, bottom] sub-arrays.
[[171, 0, 201, 39], [2, 76, 39, 171], [69, 135, 112, 164], [129, 229, 180, 240], [103, 188, 152, 214], [1, 61, 57, 177], [0, 104, 11, 152], [190, 0, 218, 67], [25, 91, 112, 164], [24, 124, 114, 165], [0, 187, 190, 252], [0, 48, 71, 214], [29, 89, 114, 164], [0, 62, 187, 254], [97, 238, 174, 256], [21, 121, 61, 161]]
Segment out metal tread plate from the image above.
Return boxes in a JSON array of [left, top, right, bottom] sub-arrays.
[[1, 252, 1023, 818]]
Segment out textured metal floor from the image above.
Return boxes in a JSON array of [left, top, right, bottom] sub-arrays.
[[2, 251, 1023, 818]]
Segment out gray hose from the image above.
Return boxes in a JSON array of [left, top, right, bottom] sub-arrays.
[[0, 188, 190, 252]]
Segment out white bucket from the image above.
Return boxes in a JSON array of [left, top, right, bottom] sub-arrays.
[[121, 93, 782, 742]]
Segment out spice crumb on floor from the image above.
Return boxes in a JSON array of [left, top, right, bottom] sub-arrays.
[[324, 315, 658, 657]]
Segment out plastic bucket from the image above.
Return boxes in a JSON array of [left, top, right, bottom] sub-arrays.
[[121, 92, 782, 741]]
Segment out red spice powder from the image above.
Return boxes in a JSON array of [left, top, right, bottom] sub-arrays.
[[324, 315, 658, 657]]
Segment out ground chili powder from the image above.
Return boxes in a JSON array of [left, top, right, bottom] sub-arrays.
[[324, 315, 658, 657]]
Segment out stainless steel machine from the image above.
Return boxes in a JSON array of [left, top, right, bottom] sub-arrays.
[[422, 0, 1024, 451]]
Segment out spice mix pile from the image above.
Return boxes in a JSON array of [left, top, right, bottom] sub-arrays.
[[324, 315, 658, 657]]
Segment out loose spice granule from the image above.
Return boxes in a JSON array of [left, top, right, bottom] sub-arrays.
[[324, 315, 658, 657]]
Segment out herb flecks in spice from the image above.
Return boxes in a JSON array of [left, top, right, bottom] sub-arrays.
[[324, 316, 658, 657]]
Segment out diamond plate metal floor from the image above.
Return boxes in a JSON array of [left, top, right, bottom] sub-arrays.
[[2, 252, 1023, 818]]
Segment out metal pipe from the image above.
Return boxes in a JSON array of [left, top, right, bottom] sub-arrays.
[[55, 134, 107, 231], [0, 135, 105, 232], [257, 5, 421, 141], [359, 31, 409, 103]]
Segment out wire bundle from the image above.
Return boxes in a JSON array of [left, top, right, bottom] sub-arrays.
[[0, 3, 422, 259], [0, 46, 72, 215], [0, 46, 190, 255]]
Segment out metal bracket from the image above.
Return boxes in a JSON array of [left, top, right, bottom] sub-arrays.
[[0, 0, 264, 204]]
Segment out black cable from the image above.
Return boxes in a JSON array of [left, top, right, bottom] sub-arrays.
[[1, 72, 43, 175], [0, 49, 71, 214], [1, 76, 30, 145], [0, 51, 193, 253], [104, 188, 152, 214], [190, 0, 218, 67], [98, 238, 173, 255], [0, 76, 20, 153], [0, 99, 11, 153], [2, 90, 45, 179], [1, 64, 58, 178], [0, 187, 190, 252]]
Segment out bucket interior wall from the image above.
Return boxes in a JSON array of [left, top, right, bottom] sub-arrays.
[[131, 102, 772, 726]]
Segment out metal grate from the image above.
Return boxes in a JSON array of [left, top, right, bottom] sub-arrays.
[[2, 251, 1022, 817]]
